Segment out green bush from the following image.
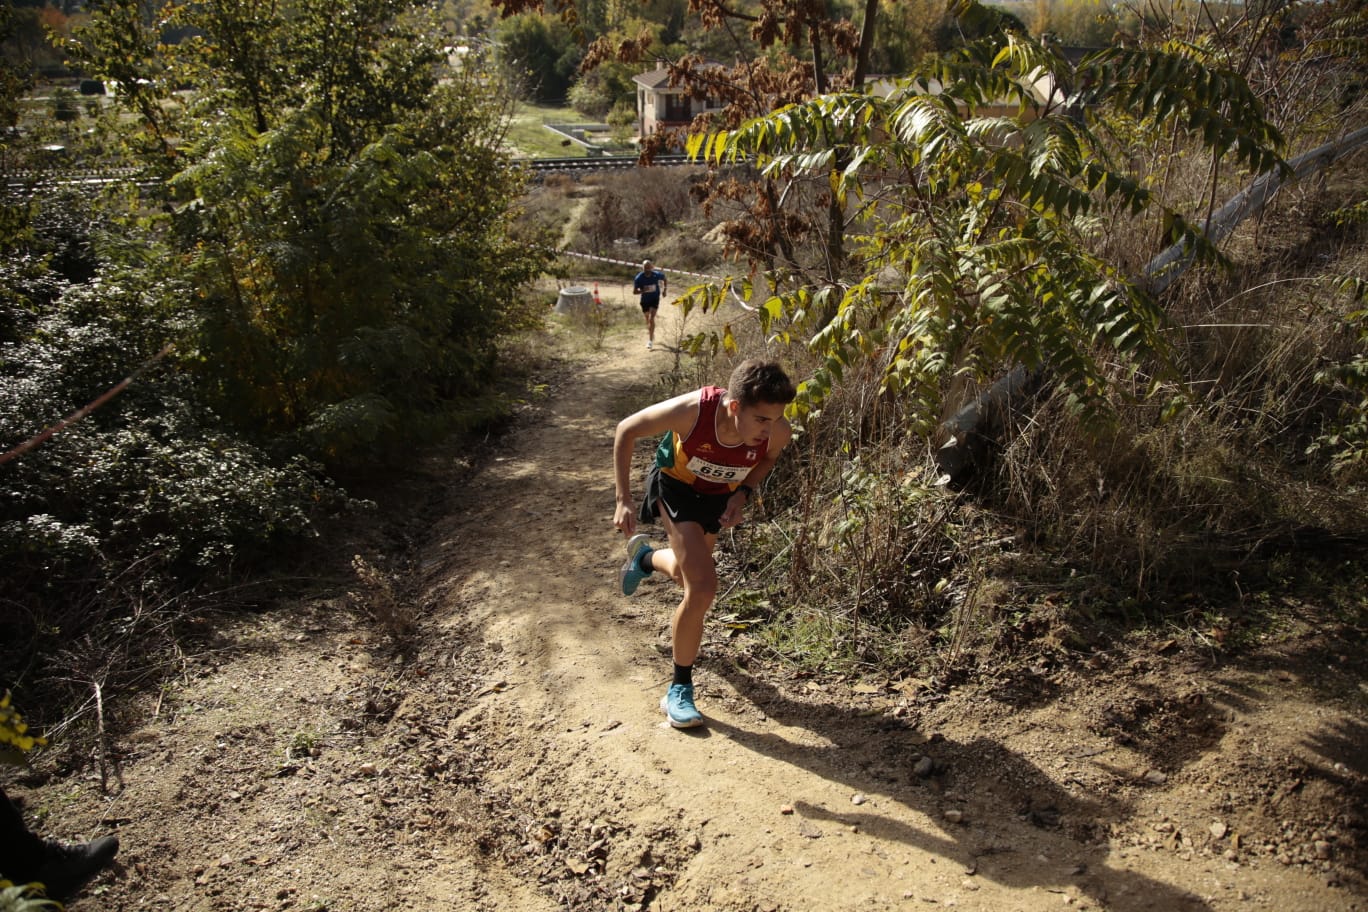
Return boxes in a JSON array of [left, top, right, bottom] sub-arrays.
[[1, 2, 545, 674], [173, 94, 542, 465], [0, 882, 59, 912], [0, 274, 338, 606]]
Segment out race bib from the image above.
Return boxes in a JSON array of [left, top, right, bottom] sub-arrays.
[[640, 282, 658, 293], [686, 455, 752, 484]]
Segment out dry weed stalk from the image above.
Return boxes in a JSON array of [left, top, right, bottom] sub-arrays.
[[350, 555, 415, 643]]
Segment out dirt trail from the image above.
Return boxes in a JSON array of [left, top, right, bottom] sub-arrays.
[[9, 295, 1364, 911]]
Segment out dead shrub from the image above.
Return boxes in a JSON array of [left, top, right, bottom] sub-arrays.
[[715, 349, 987, 670], [573, 167, 702, 251], [656, 233, 718, 271], [980, 248, 1368, 608], [350, 555, 415, 643]]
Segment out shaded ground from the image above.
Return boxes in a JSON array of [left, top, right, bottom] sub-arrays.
[[5, 291, 1366, 911]]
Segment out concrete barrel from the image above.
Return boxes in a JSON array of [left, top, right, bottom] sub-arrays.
[[555, 286, 594, 314]]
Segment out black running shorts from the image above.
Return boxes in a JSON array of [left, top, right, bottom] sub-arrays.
[[638, 466, 731, 535]]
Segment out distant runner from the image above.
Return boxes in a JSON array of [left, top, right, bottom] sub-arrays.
[[612, 359, 796, 727], [632, 260, 667, 351]]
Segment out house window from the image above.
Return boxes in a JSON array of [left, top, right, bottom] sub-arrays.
[[664, 94, 690, 122]]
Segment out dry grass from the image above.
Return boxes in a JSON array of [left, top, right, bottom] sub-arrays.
[[570, 167, 709, 256], [971, 157, 1368, 624]]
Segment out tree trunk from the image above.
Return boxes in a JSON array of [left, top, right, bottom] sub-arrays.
[[1146, 126, 1368, 295]]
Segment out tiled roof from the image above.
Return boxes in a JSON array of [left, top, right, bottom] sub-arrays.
[[633, 68, 676, 90], [633, 62, 725, 91]]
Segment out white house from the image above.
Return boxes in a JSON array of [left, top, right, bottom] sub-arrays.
[[633, 55, 1079, 143], [633, 65, 728, 140]]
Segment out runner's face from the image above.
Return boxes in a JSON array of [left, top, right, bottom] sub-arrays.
[[731, 401, 786, 446]]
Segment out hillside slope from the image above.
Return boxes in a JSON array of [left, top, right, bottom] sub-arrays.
[[7, 293, 1364, 912]]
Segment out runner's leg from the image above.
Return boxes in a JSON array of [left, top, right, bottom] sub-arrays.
[[654, 512, 717, 666], [0, 787, 45, 873]]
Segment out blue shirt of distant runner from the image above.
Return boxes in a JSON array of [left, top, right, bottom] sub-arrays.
[[634, 268, 666, 309]]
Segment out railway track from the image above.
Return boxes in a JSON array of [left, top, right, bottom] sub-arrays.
[[5, 154, 708, 195], [3, 166, 153, 194], [523, 153, 700, 175]]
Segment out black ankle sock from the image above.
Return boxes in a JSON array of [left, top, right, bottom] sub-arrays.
[[672, 663, 693, 686], [639, 550, 654, 573]]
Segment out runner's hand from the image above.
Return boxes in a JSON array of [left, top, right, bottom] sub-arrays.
[[719, 491, 747, 529], [614, 501, 636, 537]]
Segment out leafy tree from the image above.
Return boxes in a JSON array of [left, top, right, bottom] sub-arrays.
[[61, 0, 544, 465], [871, 0, 953, 76], [1031, 0, 1119, 46], [495, 13, 582, 102], [0, 4, 63, 74], [568, 19, 665, 117], [0, 6, 31, 143], [59, 0, 179, 162], [172, 0, 292, 135], [637, 0, 687, 44], [0, 7, 34, 272], [1, 0, 543, 658], [173, 81, 541, 460], [686, 0, 1285, 430]]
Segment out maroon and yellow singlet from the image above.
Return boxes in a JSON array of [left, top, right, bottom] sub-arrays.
[[655, 386, 768, 495]]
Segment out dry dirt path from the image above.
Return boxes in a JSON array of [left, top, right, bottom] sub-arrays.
[[13, 295, 1364, 911]]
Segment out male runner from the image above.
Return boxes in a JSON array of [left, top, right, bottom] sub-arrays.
[[612, 359, 796, 727], [632, 260, 667, 350]]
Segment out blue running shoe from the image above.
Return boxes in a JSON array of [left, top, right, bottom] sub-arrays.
[[660, 683, 703, 728], [625, 532, 651, 560], [620, 534, 654, 595]]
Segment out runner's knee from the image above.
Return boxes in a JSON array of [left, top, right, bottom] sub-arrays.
[[681, 563, 717, 603]]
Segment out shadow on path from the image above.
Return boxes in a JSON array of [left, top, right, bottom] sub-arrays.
[[708, 669, 1214, 912]]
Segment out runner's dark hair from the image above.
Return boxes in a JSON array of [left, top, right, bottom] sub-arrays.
[[727, 359, 796, 408]]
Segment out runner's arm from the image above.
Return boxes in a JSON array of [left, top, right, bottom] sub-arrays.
[[718, 418, 793, 529]]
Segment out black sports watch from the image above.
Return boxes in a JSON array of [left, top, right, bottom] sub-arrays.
[[737, 484, 754, 500]]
